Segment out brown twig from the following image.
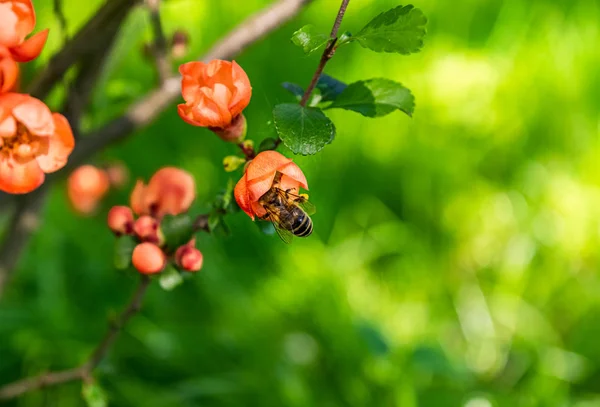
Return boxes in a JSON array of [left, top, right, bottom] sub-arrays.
[[0, 275, 151, 401], [299, 0, 350, 107], [145, 0, 171, 84], [28, 0, 139, 99]]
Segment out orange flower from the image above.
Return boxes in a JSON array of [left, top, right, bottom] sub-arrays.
[[132, 242, 166, 274], [177, 60, 252, 129], [0, 0, 49, 62], [234, 151, 308, 220], [0, 93, 75, 194], [0, 47, 18, 93], [67, 165, 110, 215], [130, 167, 195, 218]]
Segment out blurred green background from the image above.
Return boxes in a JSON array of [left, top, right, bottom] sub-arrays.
[[1, 0, 600, 405]]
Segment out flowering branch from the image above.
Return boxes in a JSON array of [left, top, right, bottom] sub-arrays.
[[64, 0, 313, 173], [299, 0, 350, 107], [0, 275, 151, 401], [145, 0, 171, 84], [0, 0, 313, 299]]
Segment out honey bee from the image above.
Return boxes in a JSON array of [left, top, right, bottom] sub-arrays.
[[258, 172, 316, 244]]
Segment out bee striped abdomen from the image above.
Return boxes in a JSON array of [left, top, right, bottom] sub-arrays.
[[291, 210, 313, 237]]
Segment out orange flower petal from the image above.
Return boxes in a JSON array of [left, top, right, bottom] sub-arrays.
[[11, 0, 36, 43], [0, 54, 19, 93], [130, 180, 147, 215], [145, 167, 196, 217], [36, 113, 75, 173], [0, 3, 20, 47], [251, 201, 267, 218], [0, 115, 16, 138], [278, 174, 301, 195], [190, 93, 227, 127], [0, 155, 44, 194], [245, 151, 291, 182], [10, 28, 48, 62], [229, 61, 252, 117], [247, 172, 276, 202], [278, 161, 308, 190], [11, 94, 54, 136], [234, 174, 253, 219]]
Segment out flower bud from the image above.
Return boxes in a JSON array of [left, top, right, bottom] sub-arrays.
[[133, 215, 163, 244], [106, 163, 129, 188], [223, 155, 246, 172], [170, 29, 190, 59], [132, 243, 166, 274], [175, 244, 203, 272], [107, 206, 134, 235], [210, 113, 247, 143], [67, 165, 110, 215]]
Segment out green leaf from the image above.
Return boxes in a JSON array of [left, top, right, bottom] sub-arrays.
[[159, 265, 184, 291], [291, 25, 329, 55], [272, 104, 336, 155], [282, 82, 304, 101], [316, 74, 347, 102], [114, 236, 135, 270], [258, 137, 279, 152], [329, 78, 414, 117], [354, 5, 427, 54], [161, 214, 194, 251], [82, 381, 108, 407]]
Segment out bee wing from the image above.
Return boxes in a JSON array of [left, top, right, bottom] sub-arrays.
[[274, 188, 316, 216], [263, 205, 294, 244]]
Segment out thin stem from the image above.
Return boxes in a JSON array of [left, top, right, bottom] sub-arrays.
[[145, 0, 171, 84], [299, 0, 350, 107], [0, 276, 151, 401]]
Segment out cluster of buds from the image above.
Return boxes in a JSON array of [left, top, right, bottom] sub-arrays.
[[0, 0, 75, 194], [67, 163, 129, 215], [107, 167, 203, 275]]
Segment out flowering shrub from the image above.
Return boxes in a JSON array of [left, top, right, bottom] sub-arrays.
[[0, 0, 430, 405]]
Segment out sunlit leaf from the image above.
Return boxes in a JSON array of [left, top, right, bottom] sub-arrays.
[[291, 25, 329, 55], [329, 78, 414, 117], [354, 5, 427, 54]]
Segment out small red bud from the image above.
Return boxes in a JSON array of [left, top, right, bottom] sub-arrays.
[[132, 243, 166, 274], [133, 215, 161, 243], [175, 244, 203, 272], [107, 206, 134, 235]]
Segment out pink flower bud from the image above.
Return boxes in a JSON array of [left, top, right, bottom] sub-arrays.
[[133, 215, 162, 244], [107, 206, 134, 235], [132, 243, 166, 274], [175, 244, 203, 272]]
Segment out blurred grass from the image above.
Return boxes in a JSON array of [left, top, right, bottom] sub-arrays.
[[1, 0, 600, 406]]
